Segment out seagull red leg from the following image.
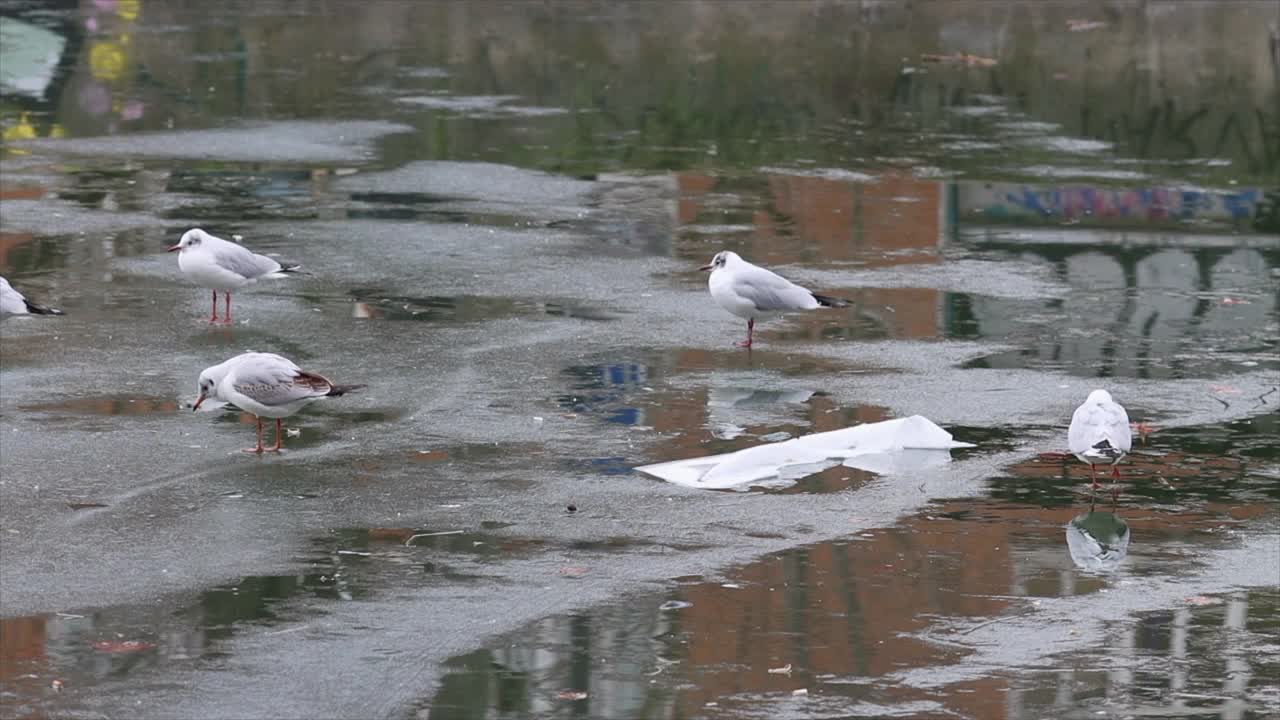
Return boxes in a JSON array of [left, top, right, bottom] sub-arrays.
[[1110, 465, 1122, 502], [209, 290, 219, 323], [223, 292, 232, 325], [1089, 463, 1099, 491], [271, 418, 284, 452], [242, 416, 265, 454], [736, 318, 754, 348]]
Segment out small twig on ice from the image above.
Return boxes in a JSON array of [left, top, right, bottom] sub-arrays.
[[404, 529, 465, 546]]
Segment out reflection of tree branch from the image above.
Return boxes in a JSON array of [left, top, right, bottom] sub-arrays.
[[1257, 109, 1280, 172], [1169, 103, 1208, 157]]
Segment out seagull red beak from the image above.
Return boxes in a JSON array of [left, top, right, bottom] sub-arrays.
[[192, 394, 205, 411], [167, 244, 181, 252], [698, 264, 713, 272]]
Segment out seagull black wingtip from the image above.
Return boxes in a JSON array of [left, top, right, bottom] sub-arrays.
[[812, 293, 850, 308], [24, 300, 64, 315], [326, 383, 366, 397]]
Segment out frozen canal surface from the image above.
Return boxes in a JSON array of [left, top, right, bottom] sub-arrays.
[[1, 2, 1278, 719]]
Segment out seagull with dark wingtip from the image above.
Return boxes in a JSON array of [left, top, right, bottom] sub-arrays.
[[1, 276, 63, 316], [699, 250, 848, 349], [1068, 389, 1132, 500], [168, 228, 301, 324], [193, 352, 363, 454]]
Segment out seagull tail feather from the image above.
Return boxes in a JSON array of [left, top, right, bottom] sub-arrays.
[[326, 383, 366, 397]]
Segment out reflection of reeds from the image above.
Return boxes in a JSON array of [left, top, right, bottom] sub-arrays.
[[106, 2, 1279, 175]]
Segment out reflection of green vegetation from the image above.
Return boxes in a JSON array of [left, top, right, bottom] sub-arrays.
[[199, 574, 338, 641], [382, 4, 1278, 182], [1253, 190, 1280, 233], [428, 650, 530, 720]]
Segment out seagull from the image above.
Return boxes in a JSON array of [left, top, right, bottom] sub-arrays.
[[193, 352, 363, 453], [1, 276, 63, 316], [168, 228, 300, 324], [1068, 389, 1132, 500], [700, 251, 848, 348]]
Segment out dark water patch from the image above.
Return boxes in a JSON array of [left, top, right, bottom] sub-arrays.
[[421, 483, 1278, 719], [340, 189, 539, 226], [404, 442, 546, 467], [671, 349, 877, 377], [159, 167, 326, 222], [962, 345, 1280, 380], [0, 524, 561, 715], [346, 289, 613, 323], [944, 424, 1022, 458], [565, 456, 635, 476], [1006, 588, 1280, 719], [413, 504, 1016, 718], [51, 167, 151, 213], [0, 234, 70, 274], [990, 413, 1280, 508], [19, 394, 180, 417], [567, 537, 711, 554]]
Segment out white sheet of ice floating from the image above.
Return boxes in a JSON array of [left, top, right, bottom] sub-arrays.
[[635, 415, 974, 490]]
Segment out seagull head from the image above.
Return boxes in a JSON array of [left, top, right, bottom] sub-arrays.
[[1086, 389, 1114, 405], [192, 359, 233, 410], [699, 251, 740, 272], [168, 228, 209, 253]]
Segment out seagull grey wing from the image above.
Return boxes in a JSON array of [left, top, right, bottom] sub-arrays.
[[231, 364, 331, 408], [733, 267, 817, 312], [212, 243, 283, 280]]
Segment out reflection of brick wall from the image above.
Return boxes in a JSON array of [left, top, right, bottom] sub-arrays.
[[672, 510, 1014, 718], [854, 173, 943, 265], [676, 173, 718, 225], [0, 232, 36, 273], [0, 616, 47, 682], [667, 467, 1269, 718], [763, 172, 942, 266]]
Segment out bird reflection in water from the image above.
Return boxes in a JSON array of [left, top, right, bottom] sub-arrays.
[[1065, 498, 1131, 573]]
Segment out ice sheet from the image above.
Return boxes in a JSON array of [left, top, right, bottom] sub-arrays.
[[636, 415, 974, 490]]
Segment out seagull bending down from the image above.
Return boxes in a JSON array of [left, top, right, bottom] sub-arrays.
[[700, 251, 848, 348], [1, 276, 63, 316], [168, 228, 300, 324], [1068, 389, 1132, 500], [193, 352, 363, 453]]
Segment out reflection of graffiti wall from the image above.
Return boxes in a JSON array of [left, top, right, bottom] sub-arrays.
[[958, 182, 1266, 227]]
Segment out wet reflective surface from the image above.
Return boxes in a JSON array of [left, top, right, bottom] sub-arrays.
[[422, 417, 1280, 720], [2, 1, 1278, 718]]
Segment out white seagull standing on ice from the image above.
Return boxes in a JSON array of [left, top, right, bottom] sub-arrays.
[[1068, 389, 1132, 500], [1, 276, 63, 316], [168, 228, 300, 324], [700, 250, 848, 349], [193, 352, 363, 453]]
